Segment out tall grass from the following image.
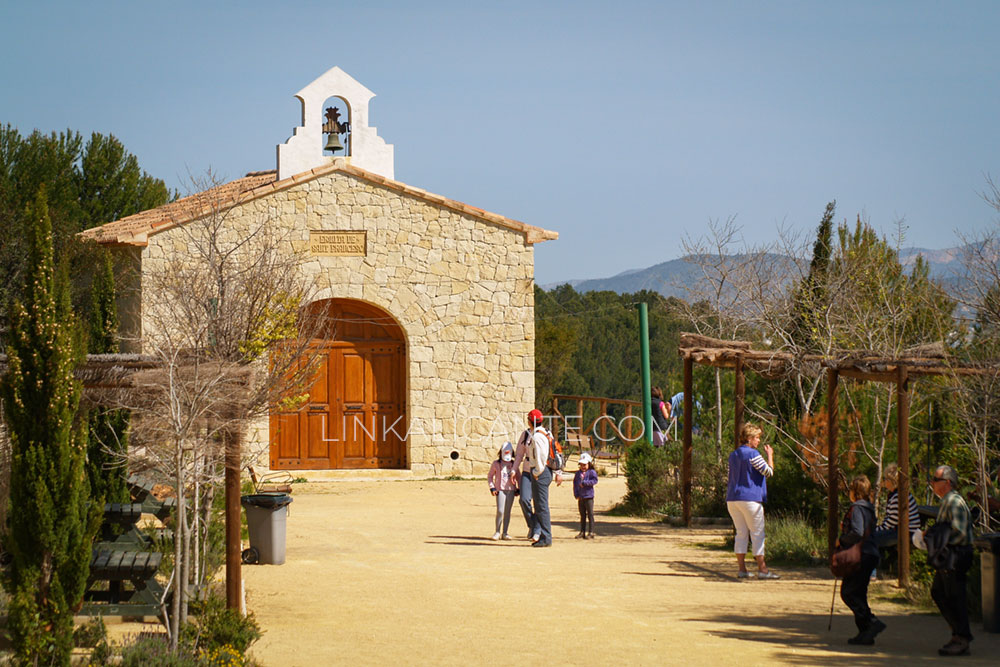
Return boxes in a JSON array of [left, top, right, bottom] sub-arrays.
[[719, 513, 825, 566], [765, 514, 826, 565]]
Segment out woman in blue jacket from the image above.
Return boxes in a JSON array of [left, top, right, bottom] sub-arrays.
[[726, 423, 778, 579]]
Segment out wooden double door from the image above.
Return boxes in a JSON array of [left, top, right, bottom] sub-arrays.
[[270, 340, 407, 470]]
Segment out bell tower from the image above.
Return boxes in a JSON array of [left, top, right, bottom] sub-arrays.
[[277, 66, 394, 180]]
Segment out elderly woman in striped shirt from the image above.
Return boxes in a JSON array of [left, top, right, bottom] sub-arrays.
[[873, 462, 921, 547], [726, 423, 779, 579]]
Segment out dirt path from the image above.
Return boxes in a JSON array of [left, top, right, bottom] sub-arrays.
[[241, 476, 1000, 665]]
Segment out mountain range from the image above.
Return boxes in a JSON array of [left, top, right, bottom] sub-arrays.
[[543, 246, 966, 299]]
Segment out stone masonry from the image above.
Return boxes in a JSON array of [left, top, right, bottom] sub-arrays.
[[136, 164, 547, 476]]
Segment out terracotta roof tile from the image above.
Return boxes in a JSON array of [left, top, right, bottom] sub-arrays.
[[79, 161, 558, 246]]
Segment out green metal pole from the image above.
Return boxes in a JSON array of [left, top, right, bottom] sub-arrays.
[[639, 303, 652, 443]]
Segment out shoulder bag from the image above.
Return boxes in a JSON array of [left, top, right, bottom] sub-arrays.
[[830, 507, 870, 578]]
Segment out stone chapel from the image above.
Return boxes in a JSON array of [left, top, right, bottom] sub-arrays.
[[81, 67, 557, 477]]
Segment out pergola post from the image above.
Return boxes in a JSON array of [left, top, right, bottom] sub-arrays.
[[734, 354, 745, 447], [682, 355, 693, 527], [897, 366, 911, 588], [827, 368, 839, 558], [225, 421, 243, 610]]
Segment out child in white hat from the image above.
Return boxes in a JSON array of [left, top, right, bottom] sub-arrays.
[[573, 452, 599, 539]]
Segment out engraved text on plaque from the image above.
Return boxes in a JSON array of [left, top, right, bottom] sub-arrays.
[[309, 231, 367, 256]]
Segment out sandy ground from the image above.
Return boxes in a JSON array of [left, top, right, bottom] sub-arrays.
[[230, 475, 1000, 666]]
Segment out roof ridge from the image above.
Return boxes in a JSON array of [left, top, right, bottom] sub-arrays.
[[79, 161, 557, 246]]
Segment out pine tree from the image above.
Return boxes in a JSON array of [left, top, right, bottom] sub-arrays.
[[86, 249, 130, 505], [1, 187, 99, 665]]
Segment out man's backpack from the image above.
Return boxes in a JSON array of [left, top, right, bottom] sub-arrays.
[[542, 428, 564, 471]]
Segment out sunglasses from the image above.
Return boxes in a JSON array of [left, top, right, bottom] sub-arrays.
[[932, 476, 947, 483]]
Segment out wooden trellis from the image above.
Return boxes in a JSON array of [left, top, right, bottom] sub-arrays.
[[1, 353, 250, 610], [677, 333, 994, 588]]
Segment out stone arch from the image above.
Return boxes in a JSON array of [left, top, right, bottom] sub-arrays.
[[269, 298, 407, 470]]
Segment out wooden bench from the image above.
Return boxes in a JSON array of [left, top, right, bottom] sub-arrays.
[[104, 502, 143, 524], [80, 475, 174, 619], [82, 549, 164, 618], [561, 430, 592, 463], [594, 445, 623, 477], [127, 474, 176, 521], [562, 429, 622, 476], [917, 504, 981, 526], [877, 504, 982, 550], [90, 549, 162, 581]]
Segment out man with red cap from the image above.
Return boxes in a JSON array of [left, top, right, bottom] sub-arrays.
[[512, 409, 554, 547], [513, 410, 542, 541]]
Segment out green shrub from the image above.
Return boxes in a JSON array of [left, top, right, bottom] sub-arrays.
[[74, 619, 113, 667], [118, 634, 201, 667], [621, 440, 675, 514], [88, 637, 114, 666], [199, 644, 245, 666], [181, 594, 262, 656], [764, 514, 826, 565], [691, 454, 728, 517], [907, 544, 936, 587], [73, 617, 107, 648], [763, 456, 828, 525], [618, 437, 729, 518]]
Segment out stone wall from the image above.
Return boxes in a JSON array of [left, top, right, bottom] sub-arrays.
[[138, 169, 537, 476]]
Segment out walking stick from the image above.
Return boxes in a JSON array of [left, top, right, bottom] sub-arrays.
[[828, 578, 838, 631]]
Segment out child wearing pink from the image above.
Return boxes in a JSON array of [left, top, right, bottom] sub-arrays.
[[488, 442, 518, 540]]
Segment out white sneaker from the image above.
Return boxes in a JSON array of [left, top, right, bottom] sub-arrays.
[[491, 532, 501, 541], [531, 533, 541, 543], [501, 534, 512, 540]]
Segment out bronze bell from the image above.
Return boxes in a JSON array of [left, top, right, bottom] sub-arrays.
[[324, 133, 343, 153]]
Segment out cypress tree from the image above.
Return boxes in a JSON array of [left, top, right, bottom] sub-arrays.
[[86, 250, 130, 505], [1, 187, 99, 665], [790, 200, 835, 348]]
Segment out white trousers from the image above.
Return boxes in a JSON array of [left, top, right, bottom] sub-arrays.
[[727, 500, 766, 557]]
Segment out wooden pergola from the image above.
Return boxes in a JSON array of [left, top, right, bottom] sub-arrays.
[[3, 353, 249, 610], [677, 332, 991, 587]]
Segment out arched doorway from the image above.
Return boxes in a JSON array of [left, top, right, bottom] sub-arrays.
[[270, 299, 407, 470]]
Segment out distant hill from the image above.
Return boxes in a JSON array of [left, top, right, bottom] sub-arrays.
[[544, 246, 967, 298], [558, 258, 703, 299], [898, 246, 964, 281]]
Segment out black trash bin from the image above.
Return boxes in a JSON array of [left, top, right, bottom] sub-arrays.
[[240, 493, 293, 565], [974, 532, 1000, 633]]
